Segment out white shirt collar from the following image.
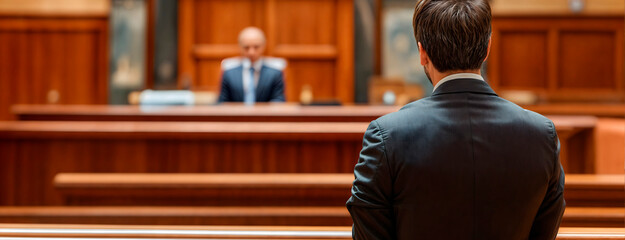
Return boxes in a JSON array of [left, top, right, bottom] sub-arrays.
[[432, 73, 484, 92], [242, 58, 263, 71]]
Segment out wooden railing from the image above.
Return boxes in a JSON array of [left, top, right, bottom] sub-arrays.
[[0, 206, 620, 228], [54, 173, 625, 207], [0, 224, 623, 239]]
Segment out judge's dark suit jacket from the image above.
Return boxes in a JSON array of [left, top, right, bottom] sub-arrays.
[[346, 79, 565, 240], [218, 65, 285, 102]]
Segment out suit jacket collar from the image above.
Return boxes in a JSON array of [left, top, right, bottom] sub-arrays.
[[431, 78, 498, 97]]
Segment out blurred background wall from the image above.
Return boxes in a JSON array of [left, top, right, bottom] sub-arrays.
[[0, 0, 623, 118]]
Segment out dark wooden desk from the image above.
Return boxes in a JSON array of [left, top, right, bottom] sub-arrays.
[[12, 103, 623, 122], [12, 104, 400, 122], [10, 104, 599, 172], [0, 121, 366, 205]]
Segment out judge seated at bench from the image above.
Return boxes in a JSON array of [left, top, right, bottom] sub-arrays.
[[218, 27, 286, 104]]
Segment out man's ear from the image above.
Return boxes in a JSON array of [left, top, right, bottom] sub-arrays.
[[418, 42, 429, 66], [484, 37, 492, 62]]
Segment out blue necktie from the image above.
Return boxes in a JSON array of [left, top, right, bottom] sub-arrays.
[[244, 67, 255, 105]]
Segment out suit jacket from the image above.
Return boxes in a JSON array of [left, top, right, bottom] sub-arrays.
[[346, 79, 565, 240], [218, 65, 285, 102]]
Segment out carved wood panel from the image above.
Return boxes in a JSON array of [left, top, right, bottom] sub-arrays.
[[178, 0, 354, 102]]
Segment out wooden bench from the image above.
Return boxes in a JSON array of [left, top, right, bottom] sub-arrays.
[[0, 224, 622, 239], [0, 206, 620, 228], [55, 173, 625, 207], [54, 173, 353, 206], [565, 175, 625, 207], [0, 206, 352, 226]]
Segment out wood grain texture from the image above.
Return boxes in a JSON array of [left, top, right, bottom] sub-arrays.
[[0, 206, 353, 226], [0, 17, 108, 120], [0, 119, 602, 205], [50, 173, 624, 208], [0, 206, 620, 228], [521, 103, 625, 118], [594, 118, 625, 174], [178, 0, 354, 103], [0, 0, 110, 17], [9, 106, 601, 172], [491, 0, 625, 16], [565, 175, 625, 207], [0, 121, 365, 205], [11, 104, 401, 122], [490, 17, 625, 102], [0, 224, 622, 239]]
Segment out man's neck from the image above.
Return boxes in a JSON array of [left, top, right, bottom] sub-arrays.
[[431, 69, 481, 87]]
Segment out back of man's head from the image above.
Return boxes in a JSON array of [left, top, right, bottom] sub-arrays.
[[413, 0, 492, 73]]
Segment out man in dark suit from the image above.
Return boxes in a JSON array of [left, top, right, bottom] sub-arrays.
[[218, 27, 286, 103], [346, 0, 565, 239]]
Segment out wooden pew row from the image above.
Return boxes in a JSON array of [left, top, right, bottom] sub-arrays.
[[0, 206, 352, 226], [0, 224, 623, 240], [54, 173, 625, 207], [565, 175, 625, 207], [0, 206, 620, 228], [54, 173, 352, 206], [0, 120, 596, 205]]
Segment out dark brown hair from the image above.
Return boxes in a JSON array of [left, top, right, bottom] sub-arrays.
[[413, 0, 492, 72]]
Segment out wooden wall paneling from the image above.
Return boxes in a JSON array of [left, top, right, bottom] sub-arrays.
[[284, 60, 336, 100], [190, 0, 263, 90], [178, 0, 354, 102], [195, 60, 223, 90], [490, 17, 625, 102], [498, 31, 548, 89], [616, 25, 624, 93], [559, 32, 615, 89], [194, 0, 263, 44], [547, 28, 559, 92], [488, 24, 501, 91], [0, 18, 108, 120], [0, 32, 9, 120], [336, 0, 354, 103], [551, 18, 624, 101], [177, 0, 196, 87], [265, 0, 276, 54]]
